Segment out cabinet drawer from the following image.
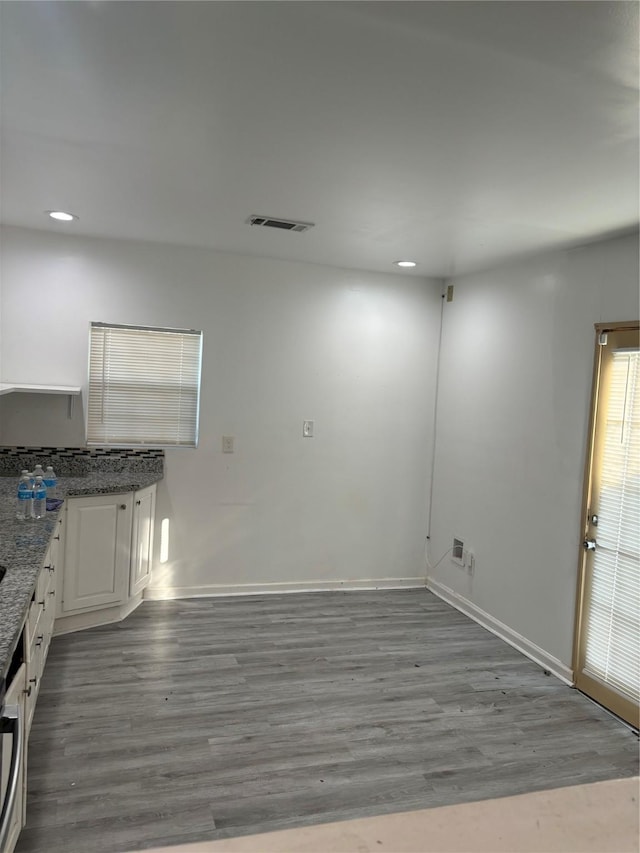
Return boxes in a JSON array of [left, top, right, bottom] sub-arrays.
[[26, 569, 46, 654], [25, 598, 42, 658], [36, 569, 48, 608], [27, 563, 57, 660], [40, 568, 56, 617], [41, 596, 56, 663], [42, 566, 56, 608], [25, 641, 43, 733], [43, 542, 57, 576]]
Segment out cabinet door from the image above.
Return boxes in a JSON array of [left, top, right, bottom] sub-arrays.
[[1, 663, 25, 853], [129, 484, 156, 596], [48, 515, 65, 621], [24, 639, 42, 736], [62, 494, 132, 613]]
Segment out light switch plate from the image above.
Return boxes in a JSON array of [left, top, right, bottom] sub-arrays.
[[303, 420, 314, 438], [222, 435, 234, 453]]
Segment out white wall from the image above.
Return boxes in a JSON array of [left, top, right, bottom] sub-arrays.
[[428, 232, 639, 671], [4, 225, 635, 671], [0, 226, 443, 592]]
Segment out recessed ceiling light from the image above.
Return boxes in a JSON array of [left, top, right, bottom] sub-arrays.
[[46, 210, 78, 222], [394, 260, 417, 268]]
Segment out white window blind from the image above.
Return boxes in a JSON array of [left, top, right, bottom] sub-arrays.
[[584, 349, 640, 703], [87, 323, 202, 447]]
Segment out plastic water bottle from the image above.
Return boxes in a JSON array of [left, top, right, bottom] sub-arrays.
[[33, 464, 45, 482], [27, 471, 35, 486], [33, 476, 47, 519], [16, 473, 33, 520], [44, 466, 57, 499]]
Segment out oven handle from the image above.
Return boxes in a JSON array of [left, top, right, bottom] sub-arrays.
[[0, 704, 22, 852]]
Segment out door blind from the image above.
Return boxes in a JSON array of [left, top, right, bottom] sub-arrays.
[[87, 323, 203, 447], [584, 349, 640, 702]]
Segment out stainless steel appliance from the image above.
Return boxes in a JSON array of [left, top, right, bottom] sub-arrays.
[[0, 705, 23, 851], [0, 669, 24, 852]]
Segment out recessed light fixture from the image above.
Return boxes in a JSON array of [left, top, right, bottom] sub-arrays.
[[46, 210, 78, 222], [394, 260, 417, 268]]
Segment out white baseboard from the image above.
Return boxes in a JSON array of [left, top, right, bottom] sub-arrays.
[[144, 577, 426, 601], [426, 577, 574, 686]]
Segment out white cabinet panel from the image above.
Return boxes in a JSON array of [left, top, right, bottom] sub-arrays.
[[62, 495, 132, 613], [130, 485, 156, 597]]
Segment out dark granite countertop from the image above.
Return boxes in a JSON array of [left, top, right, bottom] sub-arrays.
[[0, 472, 162, 687], [52, 472, 162, 498]]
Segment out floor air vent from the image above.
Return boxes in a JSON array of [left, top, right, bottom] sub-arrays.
[[246, 215, 314, 233]]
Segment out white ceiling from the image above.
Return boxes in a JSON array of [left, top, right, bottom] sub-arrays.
[[1, 1, 638, 277]]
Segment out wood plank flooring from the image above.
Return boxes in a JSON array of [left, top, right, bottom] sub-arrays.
[[16, 589, 639, 853]]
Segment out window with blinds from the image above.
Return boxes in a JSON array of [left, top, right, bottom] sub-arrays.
[[584, 349, 640, 703], [87, 323, 203, 447]]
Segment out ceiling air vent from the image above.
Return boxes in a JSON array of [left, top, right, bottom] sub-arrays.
[[246, 215, 314, 233]]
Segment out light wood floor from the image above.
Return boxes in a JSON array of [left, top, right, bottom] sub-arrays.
[[16, 589, 639, 853], [143, 778, 640, 853]]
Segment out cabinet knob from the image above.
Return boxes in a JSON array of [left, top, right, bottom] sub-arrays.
[[120, 504, 127, 510], [35, 634, 43, 647], [24, 685, 32, 697], [136, 500, 141, 506], [54, 535, 60, 541]]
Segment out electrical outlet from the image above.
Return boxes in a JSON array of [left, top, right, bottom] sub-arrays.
[[303, 420, 314, 438], [222, 435, 234, 453]]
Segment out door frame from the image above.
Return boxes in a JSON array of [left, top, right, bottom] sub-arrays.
[[572, 320, 640, 727]]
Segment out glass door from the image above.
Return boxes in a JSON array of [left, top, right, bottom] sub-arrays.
[[574, 324, 639, 728]]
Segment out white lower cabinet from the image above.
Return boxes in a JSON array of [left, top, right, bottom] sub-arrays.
[[62, 495, 132, 612], [1, 523, 61, 853], [60, 484, 157, 619], [25, 529, 61, 735], [129, 484, 156, 597]]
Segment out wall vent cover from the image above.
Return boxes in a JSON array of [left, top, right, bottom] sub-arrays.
[[452, 537, 464, 565], [246, 215, 314, 233]]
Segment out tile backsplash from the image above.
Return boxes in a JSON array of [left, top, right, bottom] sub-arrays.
[[0, 447, 164, 477]]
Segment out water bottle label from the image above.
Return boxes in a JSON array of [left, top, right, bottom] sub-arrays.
[[43, 479, 56, 487], [18, 492, 32, 500]]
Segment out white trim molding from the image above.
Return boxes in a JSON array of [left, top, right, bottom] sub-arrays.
[[144, 577, 426, 601], [426, 577, 575, 686], [54, 593, 143, 636]]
